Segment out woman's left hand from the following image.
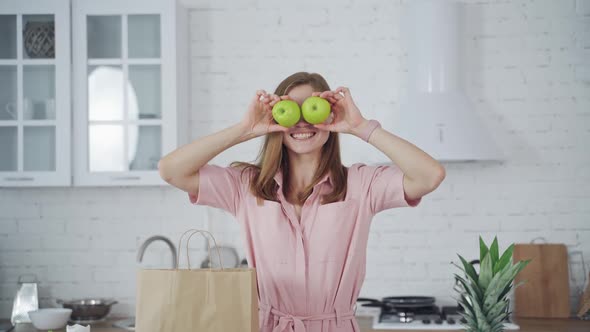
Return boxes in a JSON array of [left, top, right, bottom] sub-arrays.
[[312, 87, 369, 136]]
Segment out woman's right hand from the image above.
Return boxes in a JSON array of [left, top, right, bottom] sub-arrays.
[[240, 90, 288, 137]]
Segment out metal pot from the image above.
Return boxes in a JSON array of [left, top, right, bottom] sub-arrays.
[[57, 298, 117, 321]]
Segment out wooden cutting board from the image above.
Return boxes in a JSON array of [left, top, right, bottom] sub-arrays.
[[513, 243, 570, 318], [578, 272, 590, 318]]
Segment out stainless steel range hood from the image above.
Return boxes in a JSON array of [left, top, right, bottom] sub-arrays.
[[395, 0, 502, 162]]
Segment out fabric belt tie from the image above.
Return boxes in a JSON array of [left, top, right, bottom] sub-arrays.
[[259, 303, 355, 332]]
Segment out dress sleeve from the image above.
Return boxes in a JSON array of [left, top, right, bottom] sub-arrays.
[[188, 164, 246, 216], [355, 164, 421, 214]]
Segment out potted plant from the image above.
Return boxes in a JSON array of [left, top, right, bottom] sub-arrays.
[[454, 237, 530, 332]]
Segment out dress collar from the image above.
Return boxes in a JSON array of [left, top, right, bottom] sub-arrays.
[[273, 170, 332, 188]]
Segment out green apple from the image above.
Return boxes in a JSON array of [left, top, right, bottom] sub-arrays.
[[301, 96, 331, 124], [272, 100, 301, 127]]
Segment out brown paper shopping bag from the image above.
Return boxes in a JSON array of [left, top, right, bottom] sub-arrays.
[[135, 230, 259, 332]]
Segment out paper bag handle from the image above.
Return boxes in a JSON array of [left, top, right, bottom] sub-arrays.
[[176, 229, 224, 270], [186, 230, 224, 270]]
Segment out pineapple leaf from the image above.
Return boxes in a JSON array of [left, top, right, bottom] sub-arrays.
[[460, 311, 477, 324], [493, 244, 514, 275], [456, 274, 483, 303], [484, 260, 530, 311], [483, 262, 521, 309], [499, 260, 530, 289], [458, 254, 479, 282], [489, 310, 508, 328], [490, 312, 511, 331], [498, 284, 512, 301], [490, 322, 505, 332], [460, 312, 478, 331], [497, 280, 525, 301], [518, 259, 532, 271], [478, 253, 493, 291], [489, 259, 522, 293], [472, 300, 491, 332], [513, 280, 526, 289], [490, 236, 499, 267], [483, 261, 515, 310], [455, 274, 475, 300], [479, 236, 489, 263], [459, 304, 476, 324], [459, 294, 476, 317], [454, 259, 466, 272], [485, 299, 508, 322], [491, 324, 505, 332]]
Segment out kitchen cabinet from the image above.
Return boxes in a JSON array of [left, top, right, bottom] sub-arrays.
[[0, 0, 71, 186], [72, 0, 189, 186], [0, 0, 189, 187]]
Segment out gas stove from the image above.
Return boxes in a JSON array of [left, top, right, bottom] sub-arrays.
[[373, 306, 519, 330], [357, 297, 520, 331]]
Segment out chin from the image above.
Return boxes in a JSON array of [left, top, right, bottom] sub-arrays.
[[286, 145, 323, 155]]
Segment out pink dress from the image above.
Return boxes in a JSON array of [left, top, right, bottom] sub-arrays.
[[190, 163, 420, 332]]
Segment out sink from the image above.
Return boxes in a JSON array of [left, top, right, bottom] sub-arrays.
[[112, 318, 134, 331]]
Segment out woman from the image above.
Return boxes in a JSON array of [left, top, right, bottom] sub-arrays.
[[158, 72, 445, 332]]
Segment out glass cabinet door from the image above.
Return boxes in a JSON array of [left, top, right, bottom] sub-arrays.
[[85, 14, 162, 176], [73, 0, 187, 186], [0, 62, 17, 171], [0, 1, 70, 187]]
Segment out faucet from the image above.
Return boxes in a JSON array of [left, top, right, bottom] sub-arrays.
[[137, 235, 178, 269]]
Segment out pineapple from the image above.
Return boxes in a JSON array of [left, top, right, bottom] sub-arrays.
[[454, 237, 530, 332]]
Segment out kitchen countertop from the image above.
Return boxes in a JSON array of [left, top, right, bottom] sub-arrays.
[[5, 316, 590, 331], [5, 318, 127, 332], [356, 316, 590, 332]]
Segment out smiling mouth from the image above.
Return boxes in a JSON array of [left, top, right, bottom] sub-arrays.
[[290, 132, 317, 140]]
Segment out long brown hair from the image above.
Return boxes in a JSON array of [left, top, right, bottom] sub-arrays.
[[232, 72, 347, 205]]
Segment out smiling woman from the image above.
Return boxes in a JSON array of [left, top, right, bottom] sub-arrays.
[[233, 73, 347, 207], [157, 71, 445, 332]]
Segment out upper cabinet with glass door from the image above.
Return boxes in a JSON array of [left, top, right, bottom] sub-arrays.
[[0, 0, 71, 187], [72, 0, 189, 186]]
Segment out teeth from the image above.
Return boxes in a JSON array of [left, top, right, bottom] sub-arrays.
[[291, 132, 315, 140]]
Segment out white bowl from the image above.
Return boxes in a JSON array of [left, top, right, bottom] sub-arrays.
[[28, 308, 72, 330]]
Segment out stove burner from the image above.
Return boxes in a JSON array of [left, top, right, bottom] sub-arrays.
[[379, 305, 441, 324], [397, 311, 414, 323]]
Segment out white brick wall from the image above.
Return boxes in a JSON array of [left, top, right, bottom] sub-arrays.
[[1, 0, 589, 318]]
